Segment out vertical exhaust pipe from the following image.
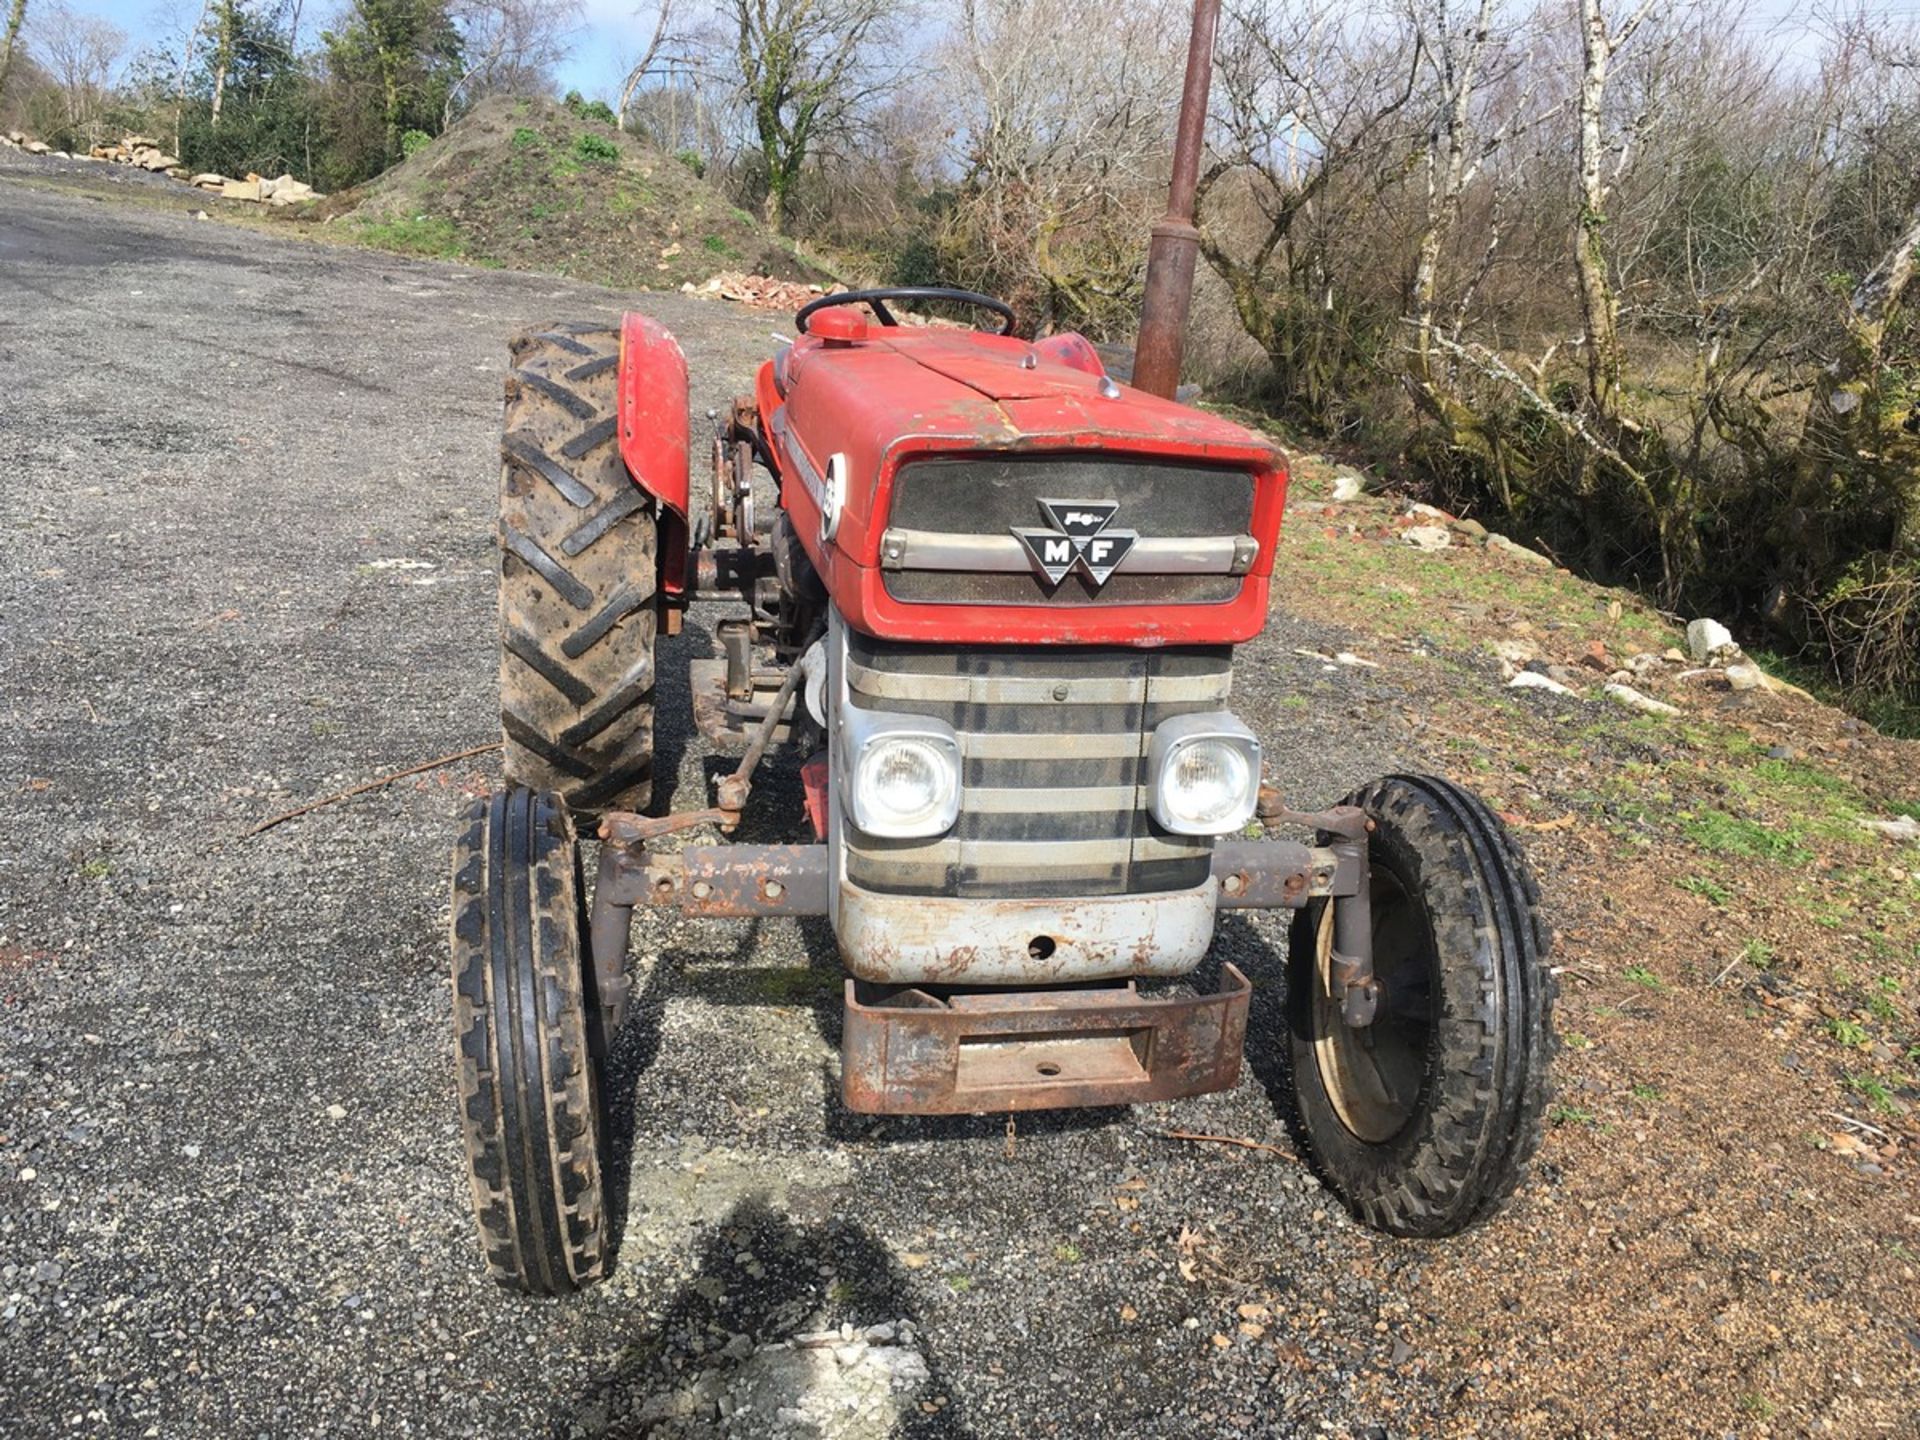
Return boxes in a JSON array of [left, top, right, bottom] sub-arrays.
[[1132, 0, 1222, 400]]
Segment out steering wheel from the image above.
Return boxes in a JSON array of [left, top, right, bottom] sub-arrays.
[[795, 287, 1016, 336]]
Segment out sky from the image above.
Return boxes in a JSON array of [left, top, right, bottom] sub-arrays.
[[44, 0, 1893, 111]]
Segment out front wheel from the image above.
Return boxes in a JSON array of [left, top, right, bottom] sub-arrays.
[[450, 787, 609, 1293], [1285, 775, 1555, 1237]]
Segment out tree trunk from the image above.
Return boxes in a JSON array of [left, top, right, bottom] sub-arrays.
[[1574, 0, 1625, 420], [0, 0, 28, 109], [209, 0, 238, 131]]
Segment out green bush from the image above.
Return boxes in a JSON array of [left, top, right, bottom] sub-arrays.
[[563, 91, 618, 127], [890, 234, 943, 288], [572, 132, 620, 166], [401, 129, 432, 158], [674, 148, 706, 178], [511, 127, 540, 149]]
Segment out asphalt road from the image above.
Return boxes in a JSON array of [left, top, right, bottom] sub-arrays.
[[1, 173, 1435, 1439]]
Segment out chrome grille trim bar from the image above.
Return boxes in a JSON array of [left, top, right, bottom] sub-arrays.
[[878, 527, 1257, 576]]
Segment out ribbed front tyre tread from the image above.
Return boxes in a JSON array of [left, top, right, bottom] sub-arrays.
[[450, 787, 608, 1294], [1285, 774, 1556, 1237], [498, 324, 657, 820]]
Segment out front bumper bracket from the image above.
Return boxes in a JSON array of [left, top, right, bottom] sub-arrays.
[[841, 964, 1252, 1115]]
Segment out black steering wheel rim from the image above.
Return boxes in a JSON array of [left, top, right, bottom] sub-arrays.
[[795, 287, 1016, 335]]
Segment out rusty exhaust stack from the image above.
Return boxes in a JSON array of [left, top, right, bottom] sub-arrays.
[[1132, 0, 1222, 400]]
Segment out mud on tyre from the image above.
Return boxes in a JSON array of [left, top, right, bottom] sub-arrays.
[[498, 323, 657, 819], [1285, 774, 1556, 1237], [449, 787, 609, 1294]]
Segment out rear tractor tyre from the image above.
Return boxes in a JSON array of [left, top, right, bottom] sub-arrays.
[[498, 322, 658, 820], [1285, 774, 1555, 1237], [450, 787, 609, 1295]]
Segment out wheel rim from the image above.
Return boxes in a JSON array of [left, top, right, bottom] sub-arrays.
[[1311, 867, 1439, 1144]]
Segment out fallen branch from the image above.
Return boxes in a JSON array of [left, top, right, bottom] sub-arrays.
[[1826, 1111, 1893, 1142], [245, 742, 502, 837], [1157, 1130, 1298, 1162]]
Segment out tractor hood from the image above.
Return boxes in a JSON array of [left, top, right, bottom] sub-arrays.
[[754, 323, 1289, 647], [773, 327, 1275, 462]]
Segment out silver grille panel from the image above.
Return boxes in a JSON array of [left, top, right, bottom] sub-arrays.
[[841, 631, 1231, 899], [881, 454, 1258, 608]]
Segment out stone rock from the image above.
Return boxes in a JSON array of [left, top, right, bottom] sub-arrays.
[[1510, 671, 1577, 698], [1486, 533, 1552, 566], [1861, 816, 1920, 843], [1580, 640, 1614, 672], [1724, 663, 1763, 692], [1627, 652, 1663, 675], [1663, 647, 1687, 663], [24, 139, 50, 155], [1685, 617, 1739, 663], [264, 175, 316, 205], [190, 173, 228, 188], [1329, 470, 1364, 502], [1604, 682, 1681, 717], [1402, 525, 1451, 551], [131, 146, 180, 171], [1450, 516, 1488, 540], [221, 179, 262, 202], [124, 133, 159, 149], [1406, 502, 1452, 521], [1491, 639, 1537, 666]]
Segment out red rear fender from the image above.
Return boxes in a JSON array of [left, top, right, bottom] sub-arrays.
[[616, 312, 691, 595]]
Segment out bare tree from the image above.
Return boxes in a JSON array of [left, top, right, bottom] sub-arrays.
[[615, 0, 675, 132], [1197, 0, 1424, 426], [721, 0, 904, 232], [938, 0, 1183, 331], [30, 0, 125, 147], [444, 0, 580, 125]]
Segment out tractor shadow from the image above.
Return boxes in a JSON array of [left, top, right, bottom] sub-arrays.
[[553, 1196, 973, 1438]]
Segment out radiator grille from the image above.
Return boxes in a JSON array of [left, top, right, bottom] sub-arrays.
[[841, 631, 1230, 899], [882, 455, 1256, 608]]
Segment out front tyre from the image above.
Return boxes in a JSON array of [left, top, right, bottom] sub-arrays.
[[450, 787, 609, 1294], [1286, 775, 1555, 1237]]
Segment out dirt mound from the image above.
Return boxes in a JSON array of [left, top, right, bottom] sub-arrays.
[[343, 95, 818, 290]]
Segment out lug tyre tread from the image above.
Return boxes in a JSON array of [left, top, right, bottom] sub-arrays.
[[1285, 774, 1556, 1237], [450, 787, 608, 1294], [499, 324, 656, 819]]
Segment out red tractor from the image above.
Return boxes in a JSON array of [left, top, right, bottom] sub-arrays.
[[450, 289, 1554, 1295]]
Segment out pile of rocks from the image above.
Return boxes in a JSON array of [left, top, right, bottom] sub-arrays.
[[1, 130, 324, 205], [86, 134, 182, 172], [185, 171, 324, 205]]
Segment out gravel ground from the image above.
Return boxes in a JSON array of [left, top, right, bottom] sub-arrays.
[[1, 169, 1467, 1439]]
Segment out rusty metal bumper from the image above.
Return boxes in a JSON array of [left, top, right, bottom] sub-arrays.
[[841, 964, 1252, 1114], [589, 825, 1363, 1113]]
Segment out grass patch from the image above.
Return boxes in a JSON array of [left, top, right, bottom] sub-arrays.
[[1845, 1073, 1897, 1114], [1548, 1104, 1596, 1126], [1682, 811, 1812, 865], [511, 126, 541, 149], [1678, 874, 1731, 906], [352, 213, 465, 258], [572, 132, 621, 165], [1826, 1018, 1868, 1047], [1622, 965, 1666, 991]]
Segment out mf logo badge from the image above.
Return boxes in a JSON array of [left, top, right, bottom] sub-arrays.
[[1011, 499, 1138, 587]]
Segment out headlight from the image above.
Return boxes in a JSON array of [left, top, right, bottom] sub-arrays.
[[841, 711, 960, 838], [1148, 713, 1261, 836]]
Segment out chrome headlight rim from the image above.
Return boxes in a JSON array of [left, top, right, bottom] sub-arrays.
[[1147, 711, 1261, 836], [838, 708, 961, 839]]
